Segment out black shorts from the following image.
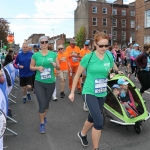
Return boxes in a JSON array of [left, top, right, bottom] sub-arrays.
[[20, 75, 33, 87]]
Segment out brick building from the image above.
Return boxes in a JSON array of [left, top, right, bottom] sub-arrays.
[[135, 0, 150, 46], [26, 34, 45, 44], [48, 33, 66, 50], [75, 0, 135, 47]]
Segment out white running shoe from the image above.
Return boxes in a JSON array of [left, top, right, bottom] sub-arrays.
[[52, 96, 57, 101], [83, 102, 89, 112]]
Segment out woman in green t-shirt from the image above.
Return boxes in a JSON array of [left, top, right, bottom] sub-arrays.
[[69, 32, 114, 150], [30, 36, 60, 134]]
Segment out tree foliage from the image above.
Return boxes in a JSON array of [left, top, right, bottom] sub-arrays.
[[0, 18, 10, 49], [76, 26, 86, 49]]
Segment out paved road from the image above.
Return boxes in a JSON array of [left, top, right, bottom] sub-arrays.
[[3, 74, 150, 150]]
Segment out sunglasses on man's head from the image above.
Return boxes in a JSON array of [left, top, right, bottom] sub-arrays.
[[41, 41, 48, 44], [96, 43, 109, 48], [58, 48, 63, 50]]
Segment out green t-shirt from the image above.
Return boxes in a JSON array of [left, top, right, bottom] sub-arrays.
[[32, 51, 57, 83], [80, 51, 114, 97]]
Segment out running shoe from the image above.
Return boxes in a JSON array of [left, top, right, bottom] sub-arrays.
[[27, 93, 31, 100], [62, 91, 65, 97], [60, 92, 64, 98], [39, 124, 46, 134], [23, 98, 26, 104], [77, 89, 82, 94], [94, 149, 99, 150], [44, 117, 47, 125], [83, 102, 89, 112], [53, 96, 57, 101], [77, 132, 89, 146]]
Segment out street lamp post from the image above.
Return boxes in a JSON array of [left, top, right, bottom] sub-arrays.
[[111, 1, 114, 46], [52, 29, 55, 50]]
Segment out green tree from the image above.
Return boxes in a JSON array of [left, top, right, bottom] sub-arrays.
[[76, 26, 86, 49], [0, 18, 10, 50]]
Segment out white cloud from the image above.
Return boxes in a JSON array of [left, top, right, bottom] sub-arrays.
[[124, 0, 135, 4], [15, 14, 31, 19]]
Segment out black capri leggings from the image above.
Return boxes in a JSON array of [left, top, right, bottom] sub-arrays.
[[82, 94, 106, 130], [34, 80, 55, 113], [138, 71, 150, 93], [131, 66, 137, 77]]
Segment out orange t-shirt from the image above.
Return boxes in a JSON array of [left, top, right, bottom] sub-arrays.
[[80, 48, 91, 58], [66, 45, 80, 66], [57, 52, 68, 71]]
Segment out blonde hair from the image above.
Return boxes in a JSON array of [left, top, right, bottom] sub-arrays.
[[94, 31, 109, 43]]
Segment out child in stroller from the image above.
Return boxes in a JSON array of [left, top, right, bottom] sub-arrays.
[[116, 78, 139, 118]]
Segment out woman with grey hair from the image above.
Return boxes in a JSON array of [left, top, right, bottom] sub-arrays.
[[30, 36, 60, 133]]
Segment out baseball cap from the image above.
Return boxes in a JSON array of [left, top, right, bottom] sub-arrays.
[[133, 43, 139, 47], [84, 41, 90, 45], [111, 84, 120, 89], [70, 39, 77, 44], [117, 78, 129, 85]]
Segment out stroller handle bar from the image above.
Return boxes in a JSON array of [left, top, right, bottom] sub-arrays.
[[144, 112, 150, 121], [110, 119, 135, 125]]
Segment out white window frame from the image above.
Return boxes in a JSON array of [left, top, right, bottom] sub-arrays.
[[92, 6, 97, 13], [131, 20, 135, 28], [122, 19, 126, 27], [113, 9, 117, 15], [102, 18, 107, 27], [130, 32, 135, 41], [113, 31, 117, 40], [102, 8, 107, 14], [131, 10, 135, 16], [122, 31, 126, 41], [103, 30, 107, 34], [144, 36, 150, 43], [92, 17, 97, 26], [113, 18, 117, 27], [145, 10, 150, 28], [122, 10, 126, 16]]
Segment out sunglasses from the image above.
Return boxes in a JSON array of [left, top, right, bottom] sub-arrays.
[[41, 41, 48, 44], [85, 45, 89, 46], [96, 43, 109, 48], [58, 48, 63, 50]]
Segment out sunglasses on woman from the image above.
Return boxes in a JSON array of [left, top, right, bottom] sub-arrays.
[[58, 48, 63, 50], [96, 43, 109, 48], [41, 41, 48, 44]]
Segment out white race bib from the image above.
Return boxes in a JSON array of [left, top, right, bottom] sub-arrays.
[[94, 78, 107, 94], [72, 57, 78, 62], [40, 68, 51, 80]]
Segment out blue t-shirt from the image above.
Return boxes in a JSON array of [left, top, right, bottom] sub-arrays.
[[15, 51, 34, 77], [143, 57, 150, 71], [130, 49, 141, 66]]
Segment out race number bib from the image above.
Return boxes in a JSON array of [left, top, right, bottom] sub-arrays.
[[40, 68, 51, 80], [72, 57, 78, 62], [0, 110, 6, 138], [94, 78, 107, 94]]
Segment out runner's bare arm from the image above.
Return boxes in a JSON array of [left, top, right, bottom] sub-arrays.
[[30, 58, 42, 71]]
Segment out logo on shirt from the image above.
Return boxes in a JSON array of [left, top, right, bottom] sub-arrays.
[[47, 58, 54, 62], [104, 63, 110, 67]]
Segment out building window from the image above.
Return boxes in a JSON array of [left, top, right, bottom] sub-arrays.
[[122, 19, 126, 27], [113, 31, 117, 40], [122, 10, 126, 16], [103, 18, 107, 26], [113, 9, 117, 15], [93, 30, 97, 38], [113, 19, 117, 27], [122, 31, 126, 41], [130, 32, 135, 41], [145, 36, 150, 43], [102, 8, 107, 14], [103, 30, 107, 34], [131, 11, 135, 16], [145, 10, 150, 27], [92, 18, 97, 26], [92, 6, 97, 13], [131, 20, 135, 28]]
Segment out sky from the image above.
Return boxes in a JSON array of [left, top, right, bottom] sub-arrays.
[[0, 0, 134, 46]]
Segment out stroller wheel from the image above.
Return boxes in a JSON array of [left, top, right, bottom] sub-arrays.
[[134, 124, 142, 134]]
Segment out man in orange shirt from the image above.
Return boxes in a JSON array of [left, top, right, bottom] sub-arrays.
[[66, 39, 82, 94], [58, 45, 71, 98]]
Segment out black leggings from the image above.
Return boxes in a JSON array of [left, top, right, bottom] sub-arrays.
[[138, 71, 150, 93], [34, 81, 55, 113], [82, 94, 106, 130], [131, 66, 137, 77]]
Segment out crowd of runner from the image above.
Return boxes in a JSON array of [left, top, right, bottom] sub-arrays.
[[0, 31, 150, 150]]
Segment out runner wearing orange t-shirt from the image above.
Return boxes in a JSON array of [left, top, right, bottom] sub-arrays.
[[66, 39, 82, 94], [57, 45, 71, 98]]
